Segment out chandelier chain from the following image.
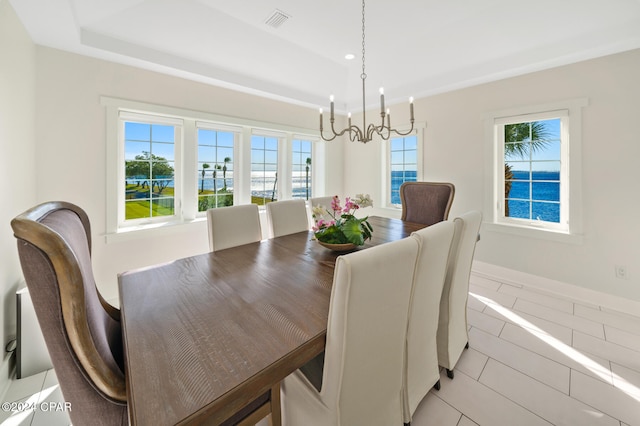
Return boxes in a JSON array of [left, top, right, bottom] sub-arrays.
[[361, 0, 366, 80]]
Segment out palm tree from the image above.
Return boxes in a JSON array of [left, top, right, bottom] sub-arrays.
[[305, 157, 311, 200], [504, 122, 551, 216], [200, 163, 210, 193], [212, 164, 222, 206], [271, 172, 278, 202], [222, 157, 231, 191]]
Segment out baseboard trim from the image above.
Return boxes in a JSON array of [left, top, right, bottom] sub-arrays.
[[471, 260, 640, 317]]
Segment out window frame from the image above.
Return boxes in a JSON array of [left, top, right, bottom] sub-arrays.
[[382, 126, 424, 209], [484, 98, 587, 243], [291, 137, 315, 200], [250, 129, 284, 206], [119, 111, 183, 228], [103, 97, 321, 241], [195, 122, 241, 216], [496, 110, 568, 232]]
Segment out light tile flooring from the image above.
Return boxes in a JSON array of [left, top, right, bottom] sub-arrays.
[[2, 273, 640, 426]]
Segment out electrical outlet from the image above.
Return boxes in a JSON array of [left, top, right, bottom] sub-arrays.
[[615, 265, 628, 280]]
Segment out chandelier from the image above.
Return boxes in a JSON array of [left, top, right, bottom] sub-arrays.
[[319, 0, 415, 143]]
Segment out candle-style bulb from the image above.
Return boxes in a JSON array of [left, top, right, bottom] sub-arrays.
[[409, 97, 414, 121], [380, 87, 385, 114], [329, 95, 335, 120]]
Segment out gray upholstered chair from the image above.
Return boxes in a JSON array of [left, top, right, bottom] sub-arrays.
[[281, 236, 419, 426], [437, 210, 482, 379], [400, 182, 455, 226], [11, 201, 127, 426], [402, 220, 455, 425], [207, 204, 262, 251], [265, 199, 309, 238]]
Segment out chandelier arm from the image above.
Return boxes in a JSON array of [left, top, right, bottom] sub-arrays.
[[349, 125, 363, 142], [373, 123, 392, 141], [332, 122, 363, 139], [390, 122, 416, 137], [319, 128, 340, 142]]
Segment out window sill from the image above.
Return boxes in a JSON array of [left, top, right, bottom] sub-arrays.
[[104, 217, 207, 243], [484, 222, 583, 245]]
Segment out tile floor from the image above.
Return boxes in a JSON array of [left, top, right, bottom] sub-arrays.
[[2, 273, 639, 426]]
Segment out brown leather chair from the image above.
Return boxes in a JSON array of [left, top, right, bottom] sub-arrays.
[[11, 202, 127, 425], [400, 182, 455, 226]]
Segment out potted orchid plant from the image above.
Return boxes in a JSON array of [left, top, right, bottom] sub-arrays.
[[312, 194, 374, 248]]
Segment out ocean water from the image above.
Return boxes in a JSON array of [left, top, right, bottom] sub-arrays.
[[507, 170, 560, 223], [390, 170, 560, 224], [391, 171, 417, 204]]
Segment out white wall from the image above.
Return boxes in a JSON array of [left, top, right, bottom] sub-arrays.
[[33, 47, 344, 303], [0, 0, 37, 391], [346, 49, 640, 302]]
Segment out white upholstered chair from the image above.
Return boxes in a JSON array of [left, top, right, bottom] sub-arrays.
[[266, 199, 309, 238], [402, 220, 455, 425], [309, 196, 336, 227], [281, 237, 420, 426], [206, 204, 262, 252], [437, 210, 482, 379]]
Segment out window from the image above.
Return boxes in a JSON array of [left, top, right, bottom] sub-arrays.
[[103, 96, 321, 239], [292, 139, 312, 200], [389, 134, 418, 205], [197, 126, 235, 211], [486, 98, 587, 240], [251, 134, 279, 205], [502, 116, 563, 224], [122, 115, 181, 223], [496, 111, 567, 231]]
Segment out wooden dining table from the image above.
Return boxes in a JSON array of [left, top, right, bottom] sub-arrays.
[[118, 216, 425, 425]]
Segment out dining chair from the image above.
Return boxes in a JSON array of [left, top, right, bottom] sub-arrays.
[[207, 204, 262, 251], [309, 196, 336, 226], [281, 236, 419, 426], [400, 182, 455, 226], [11, 201, 127, 426], [437, 210, 482, 379], [265, 199, 309, 238], [402, 220, 455, 425]]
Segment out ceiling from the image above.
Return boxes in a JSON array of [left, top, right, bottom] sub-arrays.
[[9, 0, 640, 113]]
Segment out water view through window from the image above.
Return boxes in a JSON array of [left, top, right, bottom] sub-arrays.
[[504, 118, 561, 223], [390, 135, 418, 205], [197, 128, 234, 211], [251, 135, 278, 205]]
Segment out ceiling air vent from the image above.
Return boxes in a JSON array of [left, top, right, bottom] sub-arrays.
[[264, 9, 291, 29]]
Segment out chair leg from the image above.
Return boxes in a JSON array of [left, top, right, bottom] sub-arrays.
[[269, 383, 282, 426], [433, 380, 441, 391], [446, 368, 454, 379]]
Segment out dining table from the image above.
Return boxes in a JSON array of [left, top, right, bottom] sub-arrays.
[[118, 215, 425, 425]]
